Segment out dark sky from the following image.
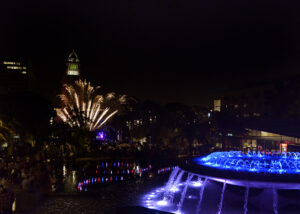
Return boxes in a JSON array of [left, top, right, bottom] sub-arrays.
[[1, 0, 300, 105]]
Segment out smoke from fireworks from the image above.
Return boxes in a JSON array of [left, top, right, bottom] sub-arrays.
[[56, 79, 126, 131]]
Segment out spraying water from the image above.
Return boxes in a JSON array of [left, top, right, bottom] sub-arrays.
[[177, 173, 194, 212], [141, 151, 300, 214], [273, 187, 278, 214], [169, 170, 185, 203], [164, 167, 180, 194], [196, 177, 208, 214], [217, 181, 227, 214], [243, 186, 249, 214]]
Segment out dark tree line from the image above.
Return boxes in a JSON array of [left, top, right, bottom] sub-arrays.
[[0, 91, 54, 155]]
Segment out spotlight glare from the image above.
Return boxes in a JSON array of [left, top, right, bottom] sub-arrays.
[[191, 181, 202, 187], [157, 200, 168, 206], [170, 187, 179, 192]]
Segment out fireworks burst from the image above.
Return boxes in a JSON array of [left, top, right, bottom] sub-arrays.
[[56, 79, 126, 131]]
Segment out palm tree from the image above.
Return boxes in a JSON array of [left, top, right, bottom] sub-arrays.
[[0, 120, 14, 155]]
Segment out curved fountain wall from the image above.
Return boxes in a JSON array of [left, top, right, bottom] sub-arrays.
[[141, 151, 300, 214]]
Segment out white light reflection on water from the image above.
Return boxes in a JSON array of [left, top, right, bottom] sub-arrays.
[[63, 164, 67, 178], [72, 171, 76, 183]]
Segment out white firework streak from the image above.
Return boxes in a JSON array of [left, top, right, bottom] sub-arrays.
[[56, 79, 124, 131], [56, 109, 67, 122], [86, 100, 92, 119], [74, 92, 80, 111], [91, 104, 101, 125], [89, 96, 103, 122], [97, 110, 118, 129], [92, 108, 109, 131]]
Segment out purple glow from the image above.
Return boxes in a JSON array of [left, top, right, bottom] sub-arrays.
[[96, 131, 105, 140]]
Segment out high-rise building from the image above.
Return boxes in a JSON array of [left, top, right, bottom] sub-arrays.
[[213, 99, 221, 112], [62, 50, 81, 85], [2, 61, 27, 75], [66, 50, 80, 76], [0, 59, 29, 94], [212, 83, 277, 118]]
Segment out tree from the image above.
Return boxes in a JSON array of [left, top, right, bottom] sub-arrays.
[[0, 91, 53, 150], [210, 109, 248, 150], [150, 103, 196, 156], [0, 119, 14, 155]]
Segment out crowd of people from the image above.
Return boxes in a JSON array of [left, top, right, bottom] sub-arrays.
[[0, 152, 56, 213]]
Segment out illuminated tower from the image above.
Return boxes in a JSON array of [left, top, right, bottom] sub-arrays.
[[66, 50, 80, 76]]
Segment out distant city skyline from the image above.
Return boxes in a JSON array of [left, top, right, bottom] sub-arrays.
[[0, 48, 298, 106], [1, 0, 300, 105]]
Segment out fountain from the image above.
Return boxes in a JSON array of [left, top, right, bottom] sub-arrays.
[[243, 186, 249, 214], [196, 177, 207, 214], [216, 182, 226, 214], [177, 173, 193, 212], [141, 151, 300, 213]]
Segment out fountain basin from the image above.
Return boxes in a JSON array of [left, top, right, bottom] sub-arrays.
[[194, 151, 300, 174], [186, 151, 300, 187], [141, 151, 300, 214]]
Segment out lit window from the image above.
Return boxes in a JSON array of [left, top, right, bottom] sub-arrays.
[[253, 113, 261, 117], [67, 70, 79, 76], [69, 64, 78, 70], [7, 66, 22, 69], [3, 61, 21, 65]]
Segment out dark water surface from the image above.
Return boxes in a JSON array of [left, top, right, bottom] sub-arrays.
[[37, 175, 169, 214], [23, 160, 300, 214], [33, 160, 177, 214]]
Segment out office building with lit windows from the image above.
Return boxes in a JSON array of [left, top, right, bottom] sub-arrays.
[[211, 83, 277, 118], [0, 59, 29, 94], [3, 61, 27, 75]]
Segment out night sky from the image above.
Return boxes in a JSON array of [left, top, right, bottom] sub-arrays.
[[1, 0, 300, 105]]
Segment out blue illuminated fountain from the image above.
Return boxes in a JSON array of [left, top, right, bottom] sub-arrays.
[[141, 151, 300, 214], [195, 151, 300, 174]]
